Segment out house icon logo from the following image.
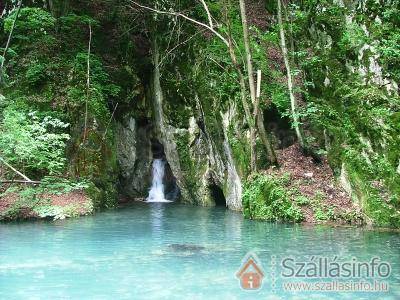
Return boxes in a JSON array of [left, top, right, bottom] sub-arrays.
[[236, 252, 265, 290]]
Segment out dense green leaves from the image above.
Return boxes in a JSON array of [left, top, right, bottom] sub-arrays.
[[243, 174, 304, 222], [4, 7, 56, 34], [0, 106, 70, 176]]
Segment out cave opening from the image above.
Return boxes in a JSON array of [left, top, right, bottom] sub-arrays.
[[151, 138, 165, 159], [209, 184, 226, 207], [264, 104, 296, 149]]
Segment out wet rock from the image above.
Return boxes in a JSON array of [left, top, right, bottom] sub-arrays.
[[116, 117, 152, 198], [168, 244, 206, 252]]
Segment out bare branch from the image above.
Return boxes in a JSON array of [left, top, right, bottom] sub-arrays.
[[0, 156, 33, 182], [129, 1, 229, 47], [0, 180, 41, 185], [83, 22, 92, 143], [199, 0, 214, 29], [1, 0, 22, 84], [159, 29, 204, 67], [102, 102, 119, 143], [277, 0, 305, 148]]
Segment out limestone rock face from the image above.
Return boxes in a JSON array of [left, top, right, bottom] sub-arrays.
[[116, 116, 152, 198], [156, 109, 243, 209], [116, 107, 243, 210]]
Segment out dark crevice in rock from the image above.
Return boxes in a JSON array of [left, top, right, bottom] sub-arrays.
[[264, 104, 296, 149], [151, 138, 165, 160], [208, 180, 226, 207]]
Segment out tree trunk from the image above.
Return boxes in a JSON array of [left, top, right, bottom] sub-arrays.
[[257, 111, 278, 166], [0, 156, 33, 182], [83, 22, 92, 144], [47, 0, 69, 18], [229, 50, 257, 172], [238, 0, 258, 172], [223, 2, 256, 173], [277, 0, 305, 149], [0, 0, 22, 85], [227, 37, 257, 173], [1, 2, 7, 18], [0, 180, 41, 184], [238, 0, 257, 105], [238, 0, 278, 169]]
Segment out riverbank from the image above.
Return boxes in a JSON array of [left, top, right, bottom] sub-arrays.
[[0, 188, 93, 221], [0, 143, 394, 227]]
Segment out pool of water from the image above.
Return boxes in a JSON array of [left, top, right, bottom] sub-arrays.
[[0, 203, 399, 299]]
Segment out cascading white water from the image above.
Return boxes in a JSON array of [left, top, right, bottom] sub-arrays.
[[146, 159, 172, 203]]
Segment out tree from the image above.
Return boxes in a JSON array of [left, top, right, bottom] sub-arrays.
[[46, 0, 69, 18], [277, 0, 305, 149], [0, 0, 22, 85], [238, 0, 277, 169], [130, 0, 278, 170], [238, 0, 257, 171]]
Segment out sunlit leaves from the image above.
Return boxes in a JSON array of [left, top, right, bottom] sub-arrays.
[[0, 107, 70, 176]]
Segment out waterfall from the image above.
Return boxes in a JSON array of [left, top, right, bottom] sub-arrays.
[[147, 159, 172, 203]]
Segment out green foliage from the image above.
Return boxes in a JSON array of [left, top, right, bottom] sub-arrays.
[[38, 177, 90, 195], [25, 62, 48, 86], [4, 7, 56, 50], [314, 208, 329, 221], [283, 1, 400, 227], [342, 154, 400, 228], [175, 130, 203, 201], [0, 0, 398, 227], [0, 176, 94, 221], [0, 3, 132, 217], [378, 30, 400, 81], [270, 83, 291, 113], [295, 195, 310, 206], [0, 107, 70, 176], [67, 52, 120, 120], [338, 22, 368, 57], [4, 8, 56, 34], [228, 128, 251, 177], [33, 202, 93, 220], [242, 174, 304, 222], [58, 14, 99, 50]]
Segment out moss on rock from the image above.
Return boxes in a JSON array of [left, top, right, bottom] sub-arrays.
[[242, 174, 304, 222]]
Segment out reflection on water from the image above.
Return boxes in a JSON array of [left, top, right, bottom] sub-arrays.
[[150, 203, 164, 227], [0, 203, 399, 299]]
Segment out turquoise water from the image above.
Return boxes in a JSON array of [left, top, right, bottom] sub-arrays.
[[0, 203, 399, 299]]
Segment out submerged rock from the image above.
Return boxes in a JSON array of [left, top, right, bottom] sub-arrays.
[[168, 244, 206, 252]]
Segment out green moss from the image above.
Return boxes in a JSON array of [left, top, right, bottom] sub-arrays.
[[85, 182, 103, 209], [343, 155, 400, 228], [175, 131, 202, 204], [68, 121, 118, 208], [242, 174, 304, 222], [284, 1, 400, 227], [227, 126, 251, 178]]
